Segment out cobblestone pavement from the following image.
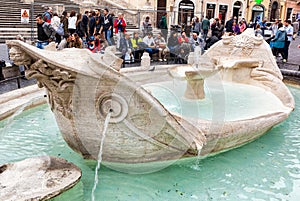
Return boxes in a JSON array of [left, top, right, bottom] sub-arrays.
[[0, 36, 299, 94]]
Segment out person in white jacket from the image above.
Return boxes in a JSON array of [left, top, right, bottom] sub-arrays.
[[51, 12, 61, 44], [68, 10, 77, 35]]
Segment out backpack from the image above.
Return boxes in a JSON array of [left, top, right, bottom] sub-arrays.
[[158, 19, 164, 29], [56, 23, 64, 36]]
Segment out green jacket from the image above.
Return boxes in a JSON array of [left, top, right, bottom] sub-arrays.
[[202, 18, 210, 30], [162, 16, 167, 29]]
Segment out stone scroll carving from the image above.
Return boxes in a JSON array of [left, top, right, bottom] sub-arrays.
[[9, 46, 76, 119]]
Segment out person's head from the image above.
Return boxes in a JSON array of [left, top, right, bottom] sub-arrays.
[[192, 32, 198, 39], [195, 16, 199, 22], [53, 12, 58, 17], [172, 31, 178, 38], [95, 9, 100, 15], [90, 11, 96, 17], [181, 31, 186, 37], [46, 6, 53, 14], [147, 32, 153, 38], [284, 19, 291, 26], [278, 22, 283, 28], [133, 31, 139, 38], [118, 13, 123, 19], [104, 8, 109, 15], [157, 32, 162, 39], [62, 11, 67, 17], [64, 33, 72, 42], [77, 13, 82, 21], [16, 34, 24, 41], [145, 16, 150, 21], [36, 14, 44, 24], [95, 32, 101, 39], [256, 24, 261, 29], [70, 10, 76, 17], [275, 19, 279, 23], [85, 10, 89, 15], [233, 21, 236, 26], [125, 33, 130, 39]]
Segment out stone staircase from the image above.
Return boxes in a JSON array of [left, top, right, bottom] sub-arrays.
[[0, 0, 141, 43], [0, 0, 80, 43]]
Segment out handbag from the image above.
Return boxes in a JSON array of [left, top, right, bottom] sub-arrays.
[[56, 23, 64, 36]]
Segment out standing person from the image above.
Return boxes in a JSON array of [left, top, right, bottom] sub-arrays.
[[51, 12, 61, 44], [95, 9, 102, 34], [35, 14, 56, 49], [88, 11, 96, 38], [61, 11, 69, 36], [160, 13, 168, 40], [201, 16, 210, 41], [142, 16, 152, 37], [100, 8, 113, 46], [82, 11, 89, 38], [192, 16, 201, 36], [114, 13, 127, 49], [68, 10, 77, 35], [255, 24, 263, 37], [76, 13, 85, 39], [225, 16, 234, 33], [271, 22, 286, 58], [211, 18, 220, 38], [292, 19, 299, 40], [271, 19, 279, 37], [283, 19, 294, 62], [43, 6, 52, 23]]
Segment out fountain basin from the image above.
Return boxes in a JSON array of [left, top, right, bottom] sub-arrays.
[[5, 29, 294, 166]]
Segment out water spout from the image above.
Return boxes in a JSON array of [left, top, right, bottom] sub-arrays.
[[91, 111, 112, 201]]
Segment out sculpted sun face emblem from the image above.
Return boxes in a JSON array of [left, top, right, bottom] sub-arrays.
[[230, 35, 256, 56]]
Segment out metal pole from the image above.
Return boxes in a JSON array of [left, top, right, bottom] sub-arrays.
[[31, 2, 34, 42], [138, 9, 141, 29]]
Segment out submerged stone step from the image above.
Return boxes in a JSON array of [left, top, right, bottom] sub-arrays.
[[0, 156, 82, 201]]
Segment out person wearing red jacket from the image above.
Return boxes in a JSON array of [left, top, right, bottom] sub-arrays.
[[114, 13, 127, 50]]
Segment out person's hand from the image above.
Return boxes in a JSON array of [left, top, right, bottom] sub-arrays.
[[298, 45, 300, 48]]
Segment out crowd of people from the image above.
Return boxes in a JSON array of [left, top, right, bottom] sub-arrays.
[[34, 6, 299, 65]]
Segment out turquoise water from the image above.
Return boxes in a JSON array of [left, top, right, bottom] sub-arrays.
[[0, 86, 299, 201], [143, 81, 287, 121]]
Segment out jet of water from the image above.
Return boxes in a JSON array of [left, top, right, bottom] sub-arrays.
[[91, 111, 112, 201]]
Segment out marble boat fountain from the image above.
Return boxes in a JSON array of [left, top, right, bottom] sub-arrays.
[[6, 30, 294, 167]]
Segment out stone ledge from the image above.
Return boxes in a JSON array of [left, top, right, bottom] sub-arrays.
[[0, 85, 47, 121]]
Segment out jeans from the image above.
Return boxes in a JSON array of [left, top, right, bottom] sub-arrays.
[[104, 29, 112, 46], [36, 41, 49, 49], [144, 48, 159, 58], [283, 41, 291, 60]]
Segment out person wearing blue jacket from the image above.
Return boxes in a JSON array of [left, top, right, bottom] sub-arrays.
[[271, 23, 286, 58]]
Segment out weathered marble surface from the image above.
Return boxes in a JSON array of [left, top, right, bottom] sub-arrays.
[[0, 156, 81, 201], [5, 29, 294, 169]]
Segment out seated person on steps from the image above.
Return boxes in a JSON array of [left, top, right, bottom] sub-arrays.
[[142, 32, 159, 60], [119, 33, 134, 64], [154, 32, 169, 61]]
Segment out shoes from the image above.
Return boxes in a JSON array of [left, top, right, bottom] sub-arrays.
[[163, 59, 167, 61], [282, 59, 287, 63], [159, 59, 163, 62]]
